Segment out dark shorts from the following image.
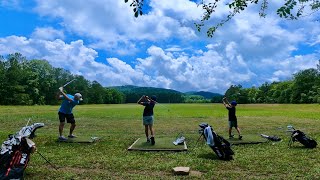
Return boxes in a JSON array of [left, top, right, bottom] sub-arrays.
[[58, 112, 75, 124], [229, 121, 238, 128]]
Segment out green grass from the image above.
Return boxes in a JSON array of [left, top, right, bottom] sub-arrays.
[[0, 104, 319, 179]]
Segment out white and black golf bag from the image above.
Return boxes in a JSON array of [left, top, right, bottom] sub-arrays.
[[288, 128, 317, 149], [0, 123, 44, 180], [199, 123, 234, 160]]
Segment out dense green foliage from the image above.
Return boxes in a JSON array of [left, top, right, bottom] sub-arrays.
[[1, 53, 319, 105], [112, 85, 185, 103], [0, 53, 125, 105], [223, 61, 320, 104], [185, 91, 223, 99], [0, 104, 319, 179]]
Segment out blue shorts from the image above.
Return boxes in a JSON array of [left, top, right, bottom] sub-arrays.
[[229, 121, 238, 128], [143, 116, 154, 125]]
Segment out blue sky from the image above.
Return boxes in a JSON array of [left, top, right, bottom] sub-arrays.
[[0, 0, 319, 93]]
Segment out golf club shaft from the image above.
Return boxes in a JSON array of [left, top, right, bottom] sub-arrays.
[[36, 151, 58, 170], [63, 79, 76, 87], [156, 102, 170, 110]]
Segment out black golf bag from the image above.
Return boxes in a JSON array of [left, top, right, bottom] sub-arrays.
[[0, 123, 44, 180], [199, 123, 234, 160], [289, 129, 317, 149]]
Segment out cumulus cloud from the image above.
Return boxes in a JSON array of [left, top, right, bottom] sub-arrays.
[[0, 35, 319, 93], [31, 27, 65, 40], [33, 0, 200, 54], [0, 0, 319, 93]]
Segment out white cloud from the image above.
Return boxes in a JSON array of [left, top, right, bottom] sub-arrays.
[[0, 35, 319, 93], [0, 0, 319, 93], [31, 27, 65, 40], [33, 0, 200, 54], [0, 0, 20, 9], [310, 35, 320, 46]]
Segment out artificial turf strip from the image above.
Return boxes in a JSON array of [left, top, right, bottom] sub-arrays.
[[128, 137, 187, 151]]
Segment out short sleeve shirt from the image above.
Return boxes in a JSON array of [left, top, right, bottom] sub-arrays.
[[142, 101, 155, 116], [59, 94, 79, 114], [226, 106, 237, 121]]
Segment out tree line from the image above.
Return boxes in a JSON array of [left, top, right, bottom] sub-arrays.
[[0, 53, 125, 105], [0, 53, 319, 105], [221, 60, 320, 104]]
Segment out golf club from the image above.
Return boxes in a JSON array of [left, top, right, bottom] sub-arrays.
[[146, 96, 170, 112], [36, 151, 58, 170], [156, 102, 170, 112], [62, 79, 76, 88]]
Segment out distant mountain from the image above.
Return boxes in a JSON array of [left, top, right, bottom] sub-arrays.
[[110, 85, 223, 102], [111, 85, 182, 94], [109, 85, 184, 103], [186, 91, 223, 99]]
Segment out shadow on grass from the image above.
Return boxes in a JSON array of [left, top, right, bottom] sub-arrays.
[[197, 152, 220, 160]]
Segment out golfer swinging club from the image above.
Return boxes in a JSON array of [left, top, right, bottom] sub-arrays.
[[137, 95, 157, 145], [57, 86, 83, 141], [222, 97, 242, 140]]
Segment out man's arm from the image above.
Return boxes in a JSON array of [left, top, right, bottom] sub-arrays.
[[58, 87, 73, 102], [137, 95, 147, 104], [222, 97, 231, 107]]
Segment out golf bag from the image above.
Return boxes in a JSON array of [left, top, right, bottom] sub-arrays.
[[260, 134, 281, 142], [0, 123, 44, 180], [289, 129, 317, 149], [198, 123, 234, 160]]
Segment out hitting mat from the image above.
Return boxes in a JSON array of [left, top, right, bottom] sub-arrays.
[[226, 134, 268, 145], [128, 137, 188, 151], [57, 136, 100, 143]]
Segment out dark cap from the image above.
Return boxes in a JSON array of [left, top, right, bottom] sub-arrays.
[[151, 95, 157, 101], [231, 101, 237, 106]]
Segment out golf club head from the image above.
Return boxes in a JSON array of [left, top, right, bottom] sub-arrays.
[[199, 123, 208, 129]]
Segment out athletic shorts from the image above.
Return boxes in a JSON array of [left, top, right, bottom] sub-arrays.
[[143, 116, 154, 125], [229, 121, 238, 128], [58, 111, 75, 124]]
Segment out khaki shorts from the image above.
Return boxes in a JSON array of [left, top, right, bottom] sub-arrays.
[[143, 116, 154, 125]]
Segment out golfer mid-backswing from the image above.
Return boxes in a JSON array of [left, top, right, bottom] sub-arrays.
[[57, 87, 83, 141], [222, 97, 242, 140], [137, 95, 157, 145]]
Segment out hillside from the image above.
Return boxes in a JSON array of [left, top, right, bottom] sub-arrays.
[[111, 85, 223, 103], [110, 85, 184, 103], [185, 91, 223, 99]]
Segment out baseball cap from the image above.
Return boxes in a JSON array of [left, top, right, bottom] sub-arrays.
[[231, 101, 237, 106], [151, 95, 157, 101], [74, 93, 83, 101]]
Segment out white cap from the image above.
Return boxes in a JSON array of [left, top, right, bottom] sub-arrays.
[[74, 93, 83, 101]]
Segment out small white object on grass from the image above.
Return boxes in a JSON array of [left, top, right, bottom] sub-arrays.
[[173, 167, 190, 175]]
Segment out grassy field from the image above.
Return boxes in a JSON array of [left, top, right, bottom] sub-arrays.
[[0, 104, 319, 179]]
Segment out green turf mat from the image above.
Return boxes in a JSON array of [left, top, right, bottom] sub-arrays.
[[57, 136, 100, 143], [226, 134, 268, 145], [128, 137, 188, 151]]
